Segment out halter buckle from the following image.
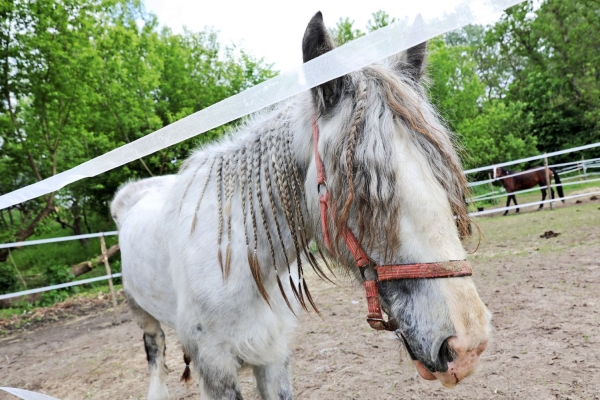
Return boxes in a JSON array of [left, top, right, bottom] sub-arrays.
[[317, 182, 327, 197]]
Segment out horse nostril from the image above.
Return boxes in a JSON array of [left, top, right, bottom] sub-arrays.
[[437, 337, 456, 372]]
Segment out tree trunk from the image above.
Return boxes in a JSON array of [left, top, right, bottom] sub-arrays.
[[7, 207, 14, 225], [0, 209, 7, 228], [71, 243, 120, 277]]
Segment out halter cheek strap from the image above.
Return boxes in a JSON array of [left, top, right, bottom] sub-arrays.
[[312, 117, 473, 331]]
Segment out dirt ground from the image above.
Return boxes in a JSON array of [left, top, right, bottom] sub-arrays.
[[1, 198, 599, 400]]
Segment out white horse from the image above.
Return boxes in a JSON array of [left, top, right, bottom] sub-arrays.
[[112, 12, 491, 400]]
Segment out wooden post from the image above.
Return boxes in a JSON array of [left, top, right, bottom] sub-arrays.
[[101, 234, 119, 324], [544, 156, 553, 211], [582, 155, 588, 181], [487, 172, 497, 204]]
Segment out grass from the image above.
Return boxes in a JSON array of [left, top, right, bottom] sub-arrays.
[[466, 201, 600, 261]]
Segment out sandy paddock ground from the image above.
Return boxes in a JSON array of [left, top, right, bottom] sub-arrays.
[[1, 198, 599, 400]]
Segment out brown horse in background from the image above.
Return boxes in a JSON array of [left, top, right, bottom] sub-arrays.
[[494, 166, 565, 215]]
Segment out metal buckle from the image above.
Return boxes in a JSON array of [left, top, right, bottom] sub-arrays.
[[317, 182, 327, 197]]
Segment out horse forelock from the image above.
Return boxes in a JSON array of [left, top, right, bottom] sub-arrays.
[[322, 66, 470, 263]]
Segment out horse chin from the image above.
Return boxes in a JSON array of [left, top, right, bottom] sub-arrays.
[[414, 360, 437, 380]]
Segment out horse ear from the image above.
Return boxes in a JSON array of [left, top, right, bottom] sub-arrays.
[[404, 41, 427, 81], [389, 41, 428, 82], [302, 12, 344, 112]]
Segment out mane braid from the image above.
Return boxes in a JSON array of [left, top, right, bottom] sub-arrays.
[[269, 124, 304, 310], [238, 148, 251, 255], [224, 153, 236, 278], [281, 125, 323, 314], [264, 121, 296, 313], [259, 130, 295, 312], [246, 140, 270, 305], [338, 78, 367, 254], [279, 132, 310, 312], [179, 157, 208, 217], [216, 157, 224, 277], [267, 121, 291, 273], [253, 134, 273, 306], [190, 158, 215, 234], [283, 127, 335, 285]]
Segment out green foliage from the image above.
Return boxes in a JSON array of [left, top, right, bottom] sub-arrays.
[[457, 101, 537, 168], [367, 11, 397, 32], [45, 264, 74, 286], [0, 0, 276, 248], [488, 0, 600, 159], [427, 37, 484, 131], [330, 17, 364, 45], [0, 262, 18, 293]]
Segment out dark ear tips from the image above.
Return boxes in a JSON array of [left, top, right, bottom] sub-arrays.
[[302, 12, 343, 112], [302, 11, 334, 63], [405, 42, 428, 81]]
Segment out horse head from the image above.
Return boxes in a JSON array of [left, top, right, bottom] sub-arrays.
[[301, 12, 491, 388], [494, 166, 510, 179]]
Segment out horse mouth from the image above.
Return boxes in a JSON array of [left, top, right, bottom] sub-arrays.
[[396, 330, 434, 379]]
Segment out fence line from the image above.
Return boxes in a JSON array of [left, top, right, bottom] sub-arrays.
[[0, 231, 118, 250], [468, 190, 600, 217], [0, 273, 122, 301], [2, 187, 599, 300], [468, 177, 600, 203], [468, 155, 600, 187], [463, 141, 600, 175]]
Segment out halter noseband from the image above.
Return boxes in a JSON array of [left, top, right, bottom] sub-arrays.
[[312, 117, 473, 331]]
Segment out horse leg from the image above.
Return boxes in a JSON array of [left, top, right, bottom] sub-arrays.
[[513, 195, 520, 213], [126, 292, 170, 400], [503, 194, 512, 216], [191, 349, 243, 400], [539, 188, 546, 209], [253, 356, 293, 400]]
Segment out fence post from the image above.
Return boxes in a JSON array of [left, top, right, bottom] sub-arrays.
[[487, 173, 497, 204], [100, 234, 119, 324], [582, 155, 588, 181], [544, 155, 553, 211]]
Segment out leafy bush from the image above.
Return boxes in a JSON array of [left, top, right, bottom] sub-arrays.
[[0, 263, 18, 294]]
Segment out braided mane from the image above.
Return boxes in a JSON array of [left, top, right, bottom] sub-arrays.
[[177, 62, 470, 311]]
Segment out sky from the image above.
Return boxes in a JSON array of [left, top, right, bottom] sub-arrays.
[[144, 0, 506, 72]]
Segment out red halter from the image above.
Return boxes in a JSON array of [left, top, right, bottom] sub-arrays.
[[312, 118, 473, 331]]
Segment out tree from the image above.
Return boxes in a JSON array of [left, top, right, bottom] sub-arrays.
[[490, 0, 600, 158], [0, 0, 276, 265], [367, 11, 397, 32], [0, 0, 110, 259], [330, 18, 364, 45]]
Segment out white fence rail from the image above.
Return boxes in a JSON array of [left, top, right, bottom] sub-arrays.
[[0, 273, 122, 301], [463, 141, 600, 174]]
